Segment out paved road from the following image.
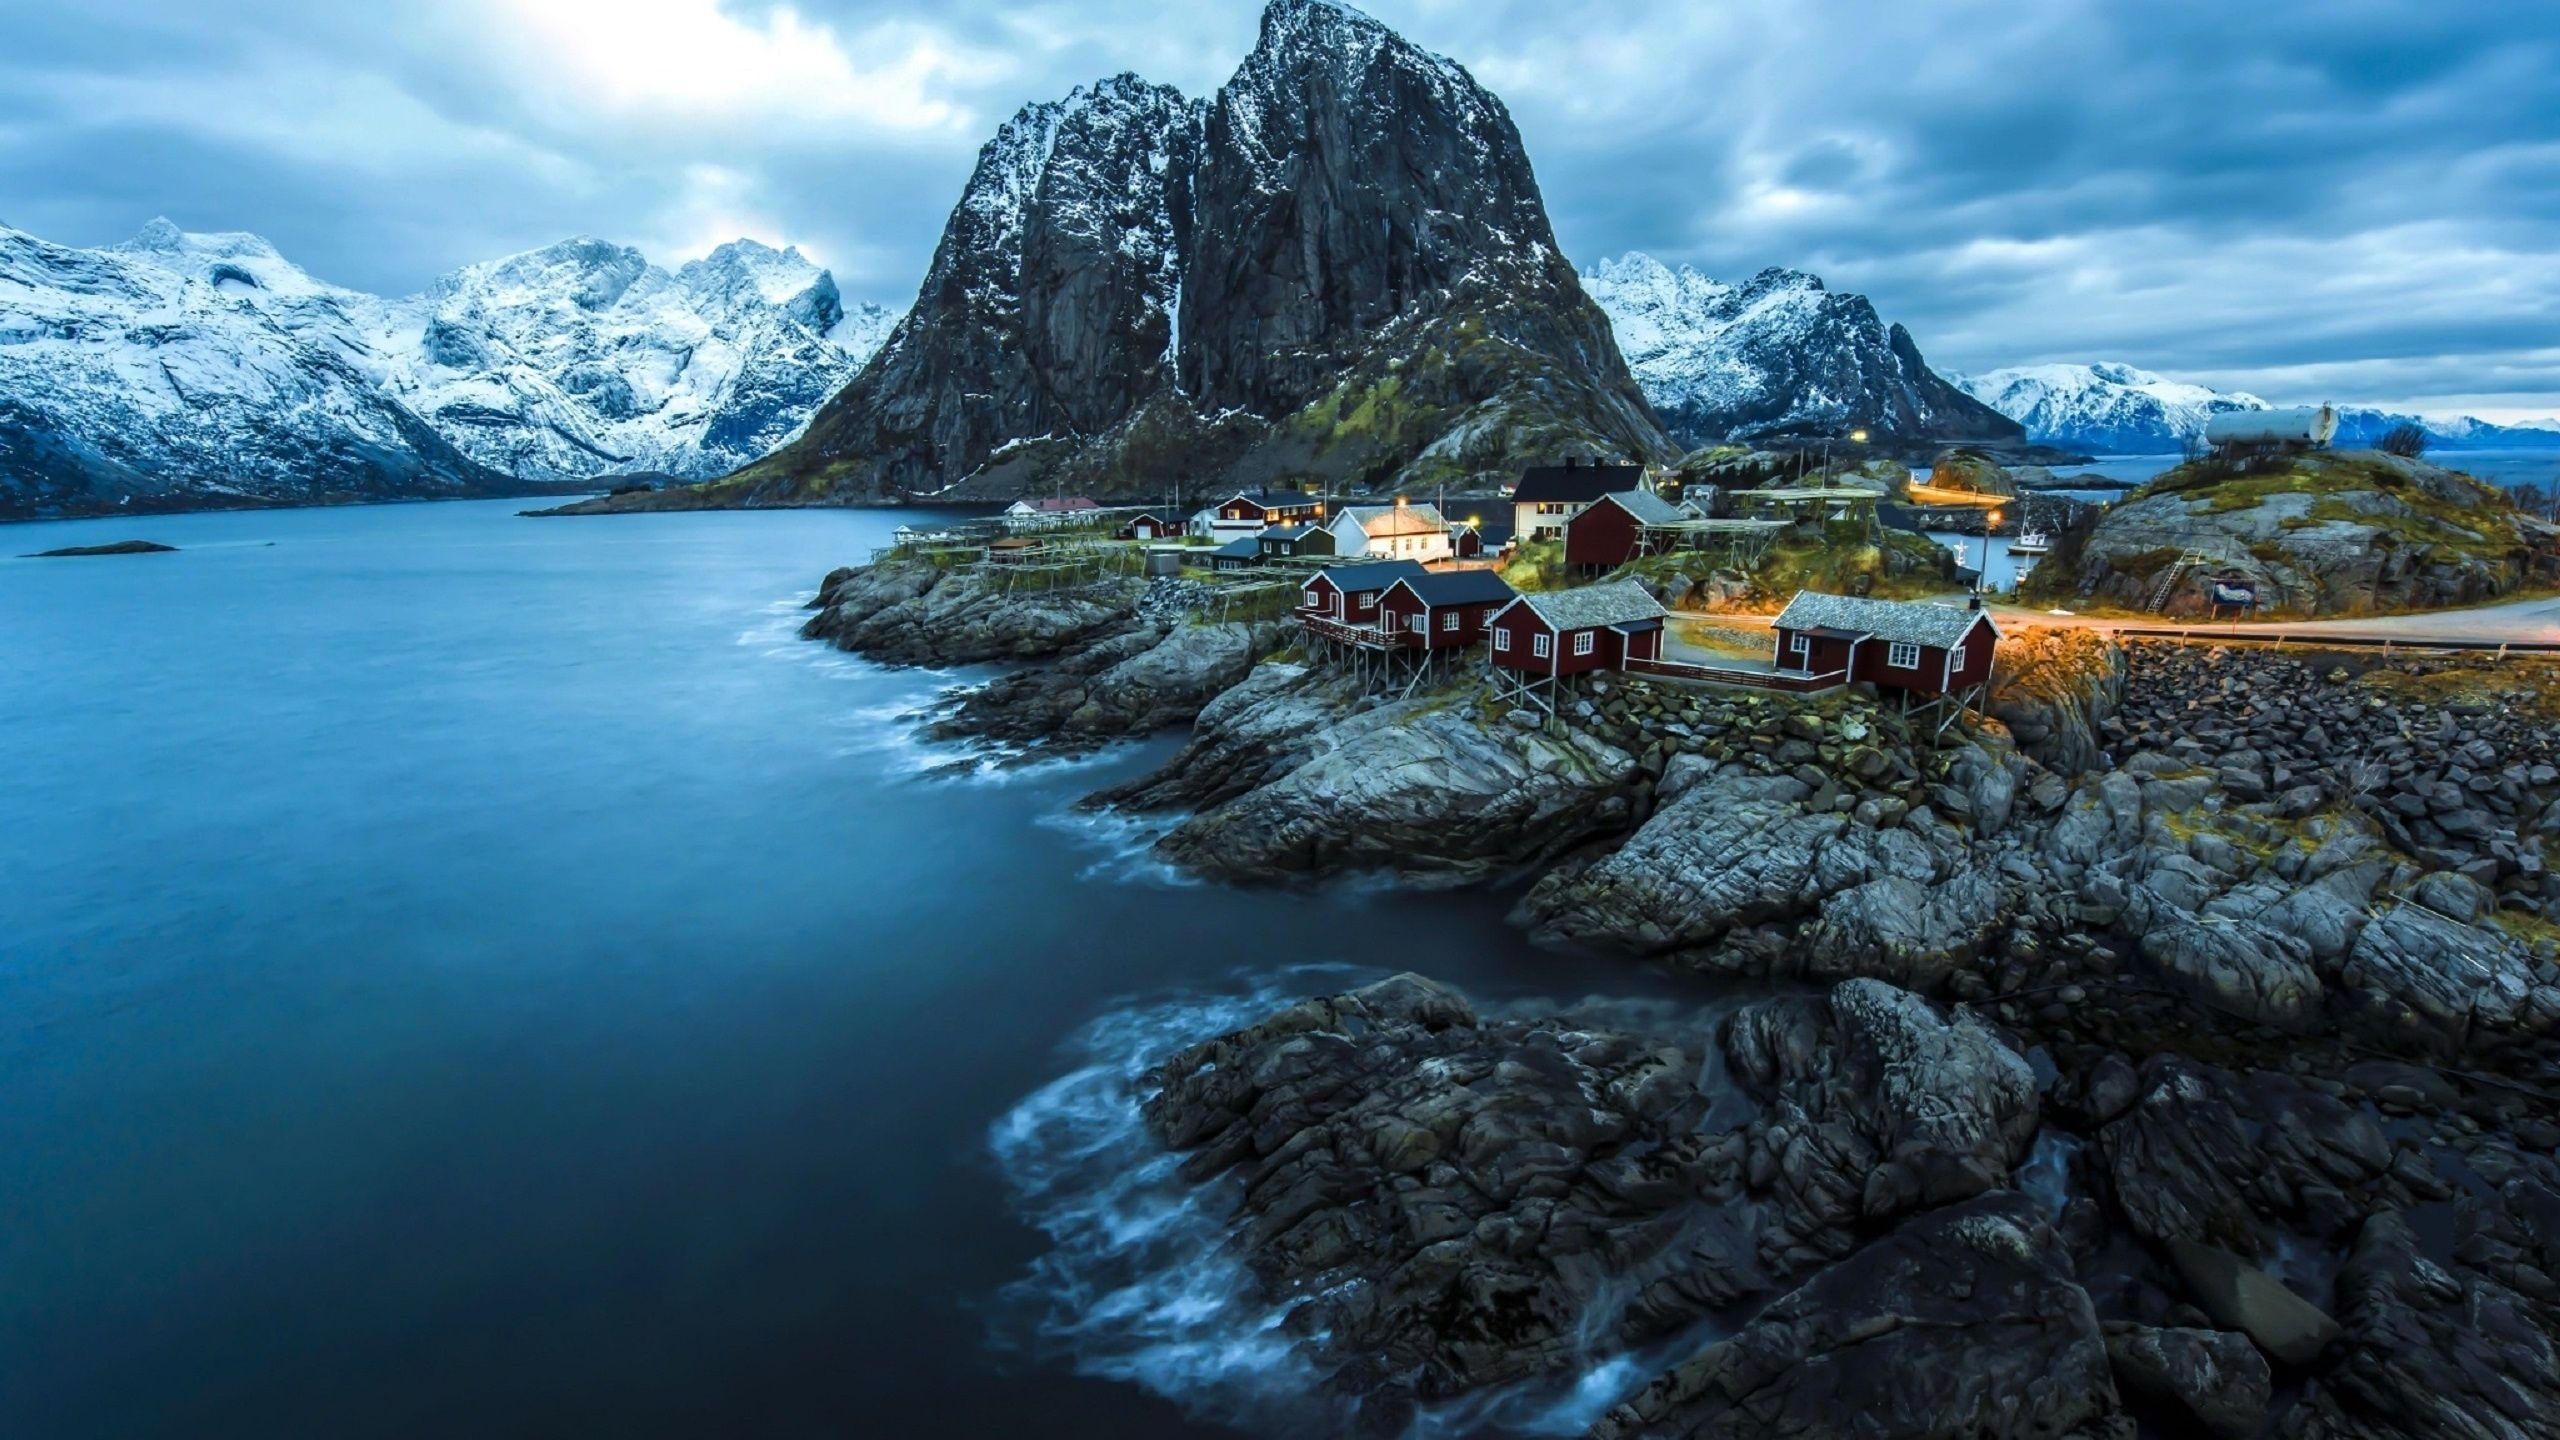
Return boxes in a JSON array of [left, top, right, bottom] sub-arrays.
[[1983, 592, 2560, 646]]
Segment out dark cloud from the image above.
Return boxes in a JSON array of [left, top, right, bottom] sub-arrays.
[[1, 0, 2552, 415]]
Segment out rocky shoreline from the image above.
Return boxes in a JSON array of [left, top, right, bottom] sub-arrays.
[[809, 551, 2560, 1437]]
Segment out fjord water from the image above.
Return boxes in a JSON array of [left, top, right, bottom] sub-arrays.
[[0, 500, 1652, 1437]]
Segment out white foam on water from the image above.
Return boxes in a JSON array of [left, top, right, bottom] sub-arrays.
[[1033, 807, 1198, 887], [988, 975, 1747, 1439], [2016, 1129, 2084, 1220], [987, 975, 1351, 1430]]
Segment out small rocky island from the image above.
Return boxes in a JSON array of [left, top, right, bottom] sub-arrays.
[[808, 532, 2559, 1435], [21, 539, 178, 557]]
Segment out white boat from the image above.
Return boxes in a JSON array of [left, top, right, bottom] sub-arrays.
[[2009, 530, 2052, 556]]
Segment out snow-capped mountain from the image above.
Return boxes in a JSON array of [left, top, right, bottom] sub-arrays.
[[1956, 362, 2266, 454], [1, 219, 900, 519], [372, 236, 897, 481], [591, 0, 1669, 511], [2, 222, 509, 520], [1957, 361, 2560, 453], [1580, 252, 2021, 453]]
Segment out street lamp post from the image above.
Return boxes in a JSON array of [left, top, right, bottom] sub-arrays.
[[1980, 507, 2004, 596]]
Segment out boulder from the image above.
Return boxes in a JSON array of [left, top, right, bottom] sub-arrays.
[[2166, 1239, 2341, 1366]]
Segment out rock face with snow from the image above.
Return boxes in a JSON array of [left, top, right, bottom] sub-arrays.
[[1962, 361, 2560, 454], [377, 236, 895, 483], [0, 218, 897, 519], [0, 223, 514, 519], [602, 0, 1671, 511], [1581, 252, 2023, 454], [1959, 362, 2269, 454]]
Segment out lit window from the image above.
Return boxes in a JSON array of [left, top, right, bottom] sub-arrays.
[[1442, 612, 1459, 632], [1574, 631, 1596, 656], [1493, 629, 1511, 652], [1533, 633, 1552, 658], [1888, 641, 1920, 668]]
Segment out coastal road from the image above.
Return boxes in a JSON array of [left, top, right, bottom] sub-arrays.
[[1982, 592, 2560, 646]]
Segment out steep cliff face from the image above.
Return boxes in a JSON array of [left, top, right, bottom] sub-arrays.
[[1583, 253, 2024, 454], [688, 0, 1670, 510]]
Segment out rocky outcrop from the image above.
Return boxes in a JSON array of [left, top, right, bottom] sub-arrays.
[[583, 0, 1673, 511], [21, 539, 177, 557], [1153, 694, 1641, 886], [931, 616, 1285, 751], [1141, 974, 2043, 1412], [2027, 451, 2550, 618], [1592, 1191, 2123, 1440], [800, 555, 1143, 667]]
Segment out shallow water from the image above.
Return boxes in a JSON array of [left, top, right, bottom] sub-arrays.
[[0, 497, 1721, 1437]]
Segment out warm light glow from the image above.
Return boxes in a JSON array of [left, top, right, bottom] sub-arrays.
[[1989, 510, 2006, 527], [1849, 429, 1868, 443]]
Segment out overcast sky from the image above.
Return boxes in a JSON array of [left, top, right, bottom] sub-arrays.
[[4, 0, 2554, 419]]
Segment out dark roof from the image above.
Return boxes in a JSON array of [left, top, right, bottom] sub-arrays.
[[1594, 489, 1694, 527], [1773, 591, 1991, 648], [1804, 625, 1868, 641], [1211, 537, 1261, 559], [1513, 464, 1645, 504], [1310, 559, 1428, 592], [1512, 580, 1666, 630], [1263, 524, 1318, 542], [1463, 520, 1517, 544], [1389, 570, 1518, 607]]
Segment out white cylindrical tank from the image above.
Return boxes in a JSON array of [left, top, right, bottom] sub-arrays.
[[2204, 404, 2339, 447]]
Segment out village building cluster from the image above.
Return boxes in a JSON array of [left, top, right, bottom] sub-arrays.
[[932, 463, 2004, 720]]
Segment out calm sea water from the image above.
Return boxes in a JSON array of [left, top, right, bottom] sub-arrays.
[[0, 498, 1680, 1438]]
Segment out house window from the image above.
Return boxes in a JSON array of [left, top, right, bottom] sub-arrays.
[[1409, 613, 1428, 634], [1441, 612, 1459, 632], [1888, 641, 1921, 669], [1533, 634, 1553, 659], [1493, 629, 1511, 652], [1573, 631, 1596, 656], [1355, 595, 1372, 613], [1789, 634, 1808, 660], [1950, 644, 1967, 672]]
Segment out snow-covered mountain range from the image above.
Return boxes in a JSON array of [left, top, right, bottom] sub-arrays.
[[1957, 361, 2560, 454], [1, 219, 899, 519], [1580, 252, 2022, 454]]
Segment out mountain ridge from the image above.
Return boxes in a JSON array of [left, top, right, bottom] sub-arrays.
[[565, 0, 1673, 514], [1960, 361, 2560, 453], [1579, 251, 2027, 456], [0, 219, 900, 519]]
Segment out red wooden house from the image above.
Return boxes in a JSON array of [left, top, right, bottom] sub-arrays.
[[1117, 512, 1180, 541], [1563, 489, 1699, 573], [1375, 571, 1517, 651], [1485, 581, 1667, 708], [1770, 591, 1999, 698], [1297, 559, 1428, 627]]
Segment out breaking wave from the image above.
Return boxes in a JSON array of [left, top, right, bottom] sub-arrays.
[[987, 974, 1344, 1431], [985, 975, 1730, 1437]]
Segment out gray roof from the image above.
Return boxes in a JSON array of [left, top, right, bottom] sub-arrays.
[[1211, 536, 1261, 558], [1513, 579, 1666, 630], [1773, 591, 1991, 648], [1595, 489, 1693, 527], [1311, 558, 1428, 592], [1391, 570, 1517, 607], [1262, 524, 1318, 542]]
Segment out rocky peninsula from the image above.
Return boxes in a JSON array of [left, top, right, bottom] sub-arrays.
[[808, 550, 2560, 1437]]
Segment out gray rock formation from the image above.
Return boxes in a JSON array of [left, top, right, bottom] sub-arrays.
[[593, 0, 1672, 511], [1140, 974, 2045, 1412], [1592, 1191, 2124, 1440]]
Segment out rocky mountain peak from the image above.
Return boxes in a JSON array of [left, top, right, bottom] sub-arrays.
[[1582, 249, 2021, 454], [670, 1, 1665, 510]]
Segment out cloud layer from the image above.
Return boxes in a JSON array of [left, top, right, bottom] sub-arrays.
[[4, 0, 2554, 418]]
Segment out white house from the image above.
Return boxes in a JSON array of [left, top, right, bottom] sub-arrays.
[[1329, 500, 1453, 562]]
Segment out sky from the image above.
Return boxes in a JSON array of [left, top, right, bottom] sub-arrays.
[[3, 0, 2555, 421]]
